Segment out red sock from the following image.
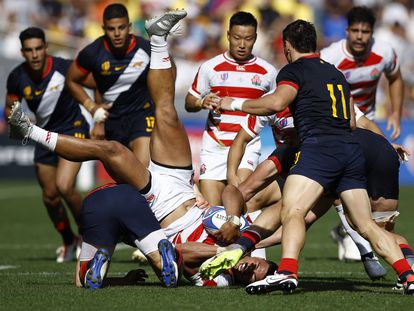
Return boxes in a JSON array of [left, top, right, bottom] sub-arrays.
[[277, 258, 298, 277], [392, 258, 413, 281]]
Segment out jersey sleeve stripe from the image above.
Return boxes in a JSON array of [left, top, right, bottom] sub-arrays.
[[75, 59, 90, 74], [267, 155, 283, 173], [277, 81, 299, 90], [211, 86, 265, 99], [7, 94, 20, 101]]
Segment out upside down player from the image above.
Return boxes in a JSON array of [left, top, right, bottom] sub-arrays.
[[200, 20, 414, 295], [7, 9, 219, 286], [75, 183, 180, 289], [4, 27, 90, 263]]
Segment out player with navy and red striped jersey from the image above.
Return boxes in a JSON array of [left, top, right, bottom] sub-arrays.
[[4, 27, 90, 263], [66, 3, 154, 167]]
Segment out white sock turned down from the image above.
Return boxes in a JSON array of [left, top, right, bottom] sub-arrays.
[[29, 125, 58, 151], [150, 35, 171, 69]]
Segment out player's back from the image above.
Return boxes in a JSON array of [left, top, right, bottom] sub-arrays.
[[279, 55, 352, 142]]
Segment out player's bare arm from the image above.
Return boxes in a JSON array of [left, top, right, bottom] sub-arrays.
[[227, 128, 253, 186], [220, 84, 297, 115], [386, 68, 404, 140]]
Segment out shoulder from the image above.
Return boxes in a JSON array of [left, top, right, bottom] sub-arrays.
[[371, 38, 395, 59], [8, 63, 24, 79], [79, 36, 105, 55], [135, 35, 151, 53], [320, 40, 345, 62], [254, 57, 278, 76]]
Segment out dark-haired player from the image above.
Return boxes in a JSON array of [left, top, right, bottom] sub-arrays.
[[4, 27, 90, 263], [66, 3, 155, 167], [320, 5, 405, 261], [200, 20, 414, 295]]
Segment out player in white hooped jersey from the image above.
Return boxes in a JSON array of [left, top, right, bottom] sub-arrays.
[[185, 11, 277, 210], [320, 6, 404, 140]]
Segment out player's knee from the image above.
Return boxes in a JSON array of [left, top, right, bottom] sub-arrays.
[[42, 189, 60, 206], [155, 106, 179, 125], [56, 179, 76, 197]]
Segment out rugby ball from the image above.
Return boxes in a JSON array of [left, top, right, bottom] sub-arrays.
[[202, 205, 250, 234]]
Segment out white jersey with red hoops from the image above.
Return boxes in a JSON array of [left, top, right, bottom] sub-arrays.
[[189, 51, 277, 147], [242, 107, 294, 145], [320, 38, 399, 120]]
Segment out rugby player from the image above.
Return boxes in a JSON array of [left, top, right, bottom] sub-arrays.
[[5, 27, 90, 263], [199, 19, 414, 295]]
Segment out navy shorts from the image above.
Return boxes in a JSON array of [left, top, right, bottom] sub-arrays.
[[105, 107, 155, 146], [289, 137, 367, 194], [267, 144, 298, 176], [80, 183, 161, 247], [34, 118, 90, 165], [353, 129, 399, 200]]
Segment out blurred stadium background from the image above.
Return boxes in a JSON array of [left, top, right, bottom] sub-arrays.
[[0, 0, 414, 187]]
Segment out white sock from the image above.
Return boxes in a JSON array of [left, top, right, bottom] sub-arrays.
[[134, 229, 167, 255], [150, 35, 171, 69], [29, 124, 58, 151], [335, 204, 373, 256]]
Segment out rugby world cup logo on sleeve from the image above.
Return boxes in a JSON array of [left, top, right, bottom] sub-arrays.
[[220, 73, 228, 81]]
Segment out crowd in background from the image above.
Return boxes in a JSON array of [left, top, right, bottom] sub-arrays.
[[1, 0, 414, 119]]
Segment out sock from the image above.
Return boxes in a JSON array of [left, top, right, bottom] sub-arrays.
[[235, 229, 261, 253], [400, 244, 414, 257], [150, 35, 171, 69], [335, 204, 372, 255], [392, 258, 414, 282], [55, 219, 75, 245], [277, 258, 298, 276], [29, 124, 58, 151]]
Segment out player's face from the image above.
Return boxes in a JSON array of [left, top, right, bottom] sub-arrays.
[[232, 257, 271, 285], [21, 38, 48, 72], [103, 17, 131, 50], [227, 25, 256, 62], [346, 22, 373, 56]]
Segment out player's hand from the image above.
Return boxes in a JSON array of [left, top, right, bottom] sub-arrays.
[[91, 103, 113, 123], [124, 269, 148, 284], [201, 92, 221, 110], [387, 113, 401, 141], [392, 143, 410, 162], [214, 221, 240, 244], [195, 193, 210, 210], [219, 97, 234, 111], [91, 122, 106, 140], [227, 173, 241, 187]]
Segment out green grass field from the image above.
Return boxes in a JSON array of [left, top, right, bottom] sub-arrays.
[[1, 181, 413, 310]]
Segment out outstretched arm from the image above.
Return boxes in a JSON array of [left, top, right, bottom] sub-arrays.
[[220, 84, 297, 116]]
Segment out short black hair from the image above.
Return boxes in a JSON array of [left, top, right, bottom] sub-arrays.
[[229, 11, 257, 30], [282, 19, 316, 53], [19, 27, 46, 46], [347, 6, 375, 29], [265, 260, 278, 276], [103, 3, 129, 22]]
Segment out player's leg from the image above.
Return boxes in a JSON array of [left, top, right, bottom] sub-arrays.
[[200, 180, 225, 205], [341, 189, 414, 294], [8, 101, 150, 191], [145, 10, 192, 168], [35, 162, 77, 263], [129, 136, 151, 167], [55, 157, 82, 224]]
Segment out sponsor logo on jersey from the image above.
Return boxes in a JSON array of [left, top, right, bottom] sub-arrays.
[[48, 85, 60, 92], [251, 74, 262, 86], [370, 68, 380, 80], [220, 73, 228, 81], [247, 160, 254, 166], [344, 71, 351, 79], [236, 65, 245, 71], [200, 163, 206, 175], [23, 86, 32, 100], [278, 118, 288, 128], [114, 65, 127, 71], [133, 61, 144, 68], [146, 193, 155, 205], [73, 120, 82, 127], [34, 89, 44, 96], [101, 61, 111, 75]]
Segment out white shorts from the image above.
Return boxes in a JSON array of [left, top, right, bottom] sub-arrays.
[[199, 132, 261, 180], [144, 161, 196, 221], [163, 205, 210, 244]]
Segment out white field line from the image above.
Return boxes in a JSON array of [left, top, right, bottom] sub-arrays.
[[0, 265, 18, 270], [0, 243, 135, 250], [0, 185, 40, 200]]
